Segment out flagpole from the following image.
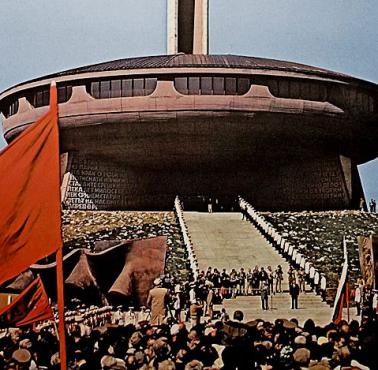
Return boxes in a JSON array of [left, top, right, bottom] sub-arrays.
[[346, 281, 350, 322], [344, 236, 350, 322], [50, 81, 67, 370], [56, 247, 67, 370]]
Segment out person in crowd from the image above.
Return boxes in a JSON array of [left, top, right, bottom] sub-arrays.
[[162, 273, 173, 290], [205, 282, 215, 319], [274, 264, 283, 293], [207, 198, 212, 213], [205, 266, 212, 281], [258, 267, 268, 289], [241, 204, 247, 220], [246, 268, 253, 295], [354, 276, 364, 316], [288, 266, 296, 286], [359, 197, 365, 211], [267, 266, 274, 295], [189, 299, 203, 328], [189, 282, 196, 304], [252, 266, 260, 295], [146, 278, 170, 325], [173, 290, 182, 322], [211, 268, 221, 290], [260, 280, 270, 310], [229, 269, 238, 298], [220, 269, 230, 299], [220, 310, 252, 370], [289, 280, 300, 309], [369, 198, 376, 212], [237, 267, 246, 296], [219, 307, 229, 322]]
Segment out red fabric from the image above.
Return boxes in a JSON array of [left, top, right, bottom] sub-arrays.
[[0, 276, 53, 327], [345, 282, 350, 309], [0, 84, 62, 286], [332, 239, 349, 324], [334, 292, 345, 325]]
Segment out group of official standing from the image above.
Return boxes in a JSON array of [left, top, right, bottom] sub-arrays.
[[260, 267, 302, 311], [145, 265, 305, 330]]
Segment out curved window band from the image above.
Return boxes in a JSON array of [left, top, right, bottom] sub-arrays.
[[174, 76, 251, 95], [1, 76, 375, 116], [24, 85, 73, 108], [86, 78, 157, 99]]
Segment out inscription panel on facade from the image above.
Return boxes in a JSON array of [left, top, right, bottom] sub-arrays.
[[63, 153, 350, 211]]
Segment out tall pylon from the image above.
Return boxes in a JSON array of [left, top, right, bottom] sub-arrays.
[[167, 0, 208, 55]]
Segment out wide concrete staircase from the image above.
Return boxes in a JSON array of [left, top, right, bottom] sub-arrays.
[[184, 212, 335, 326]]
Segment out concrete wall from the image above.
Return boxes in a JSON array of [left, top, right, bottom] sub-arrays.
[[62, 152, 355, 211]]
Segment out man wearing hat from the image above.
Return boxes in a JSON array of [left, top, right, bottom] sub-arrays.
[[12, 348, 35, 369], [147, 278, 169, 325]]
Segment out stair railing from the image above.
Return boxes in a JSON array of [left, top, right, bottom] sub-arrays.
[[238, 196, 327, 299], [174, 196, 199, 280]]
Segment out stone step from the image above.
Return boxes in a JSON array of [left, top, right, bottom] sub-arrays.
[[226, 297, 329, 305], [184, 212, 334, 326]]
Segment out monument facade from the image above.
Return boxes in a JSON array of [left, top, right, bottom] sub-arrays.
[[0, 1, 377, 211]]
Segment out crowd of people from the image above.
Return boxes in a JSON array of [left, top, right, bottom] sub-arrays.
[[1, 302, 377, 369], [2, 266, 378, 369], [194, 266, 306, 312], [142, 266, 306, 322], [195, 266, 307, 298], [360, 198, 377, 213], [368, 199, 376, 213]]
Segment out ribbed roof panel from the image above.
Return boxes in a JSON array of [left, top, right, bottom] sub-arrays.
[[43, 54, 349, 78], [3, 54, 377, 96]]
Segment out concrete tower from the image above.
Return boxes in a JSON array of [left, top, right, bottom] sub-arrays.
[[167, 0, 209, 54]]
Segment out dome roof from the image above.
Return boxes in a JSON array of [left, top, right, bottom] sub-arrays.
[[2, 54, 376, 97], [47, 53, 349, 79]]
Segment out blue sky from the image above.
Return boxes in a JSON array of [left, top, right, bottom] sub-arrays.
[[0, 0, 377, 200]]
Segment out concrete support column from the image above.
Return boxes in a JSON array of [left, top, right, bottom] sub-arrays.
[[167, 0, 208, 55], [167, 0, 178, 54], [193, 0, 208, 54]]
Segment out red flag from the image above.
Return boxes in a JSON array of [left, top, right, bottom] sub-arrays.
[[0, 276, 53, 327], [0, 84, 62, 286]]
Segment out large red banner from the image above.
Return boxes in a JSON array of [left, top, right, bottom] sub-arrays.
[[0, 276, 53, 327], [0, 84, 62, 286]]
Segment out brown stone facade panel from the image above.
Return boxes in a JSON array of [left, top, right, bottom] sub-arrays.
[[62, 153, 354, 212], [251, 156, 350, 211]]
